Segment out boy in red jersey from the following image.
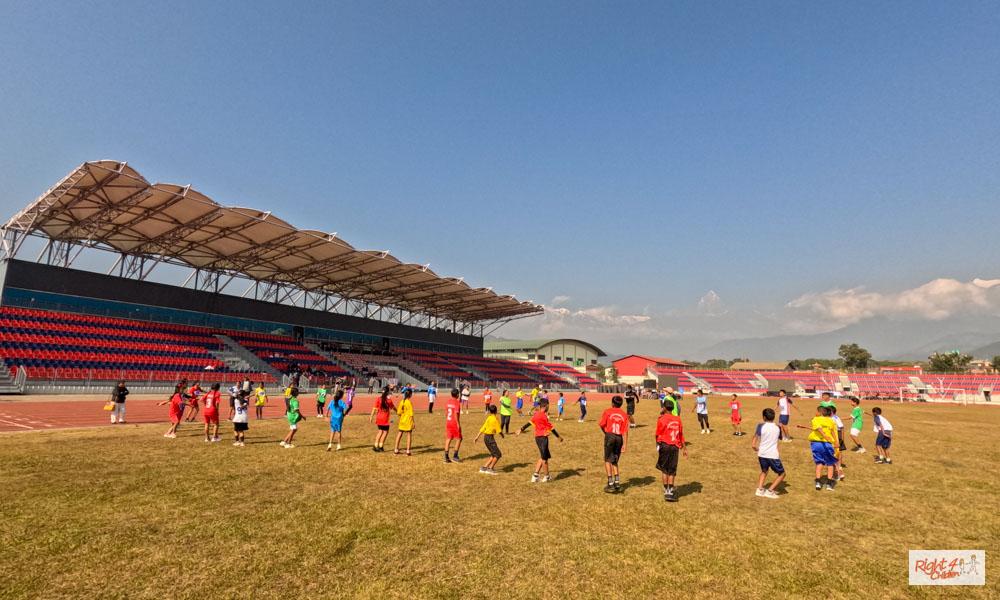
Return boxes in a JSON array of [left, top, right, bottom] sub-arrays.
[[655, 399, 688, 502], [518, 398, 562, 483], [202, 382, 223, 442], [443, 388, 463, 463], [598, 395, 630, 493], [729, 394, 744, 436]]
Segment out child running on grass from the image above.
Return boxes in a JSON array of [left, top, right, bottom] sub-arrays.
[[444, 388, 463, 463], [871, 406, 893, 464], [798, 405, 838, 491], [729, 394, 744, 436], [370, 388, 394, 453], [499, 389, 513, 434], [202, 383, 222, 443], [694, 389, 711, 434], [280, 387, 304, 449], [184, 381, 203, 422], [518, 398, 562, 483], [515, 388, 525, 416], [232, 391, 249, 447], [829, 402, 847, 475], [752, 408, 784, 499], [474, 404, 504, 475], [159, 384, 185, 438], [315, 383, 328, 418], [624, 385, 639, 428], [394, 389, 415, 455], [325, 389, 347, 451], [344, 384, 355, 416], [655, 399, 687, 503], [557, 391, 565, 421], [598, 395, 629, 493], [575, 390, 588, 422], [254, 383, 268, 420], [848, 397, 865, 453]]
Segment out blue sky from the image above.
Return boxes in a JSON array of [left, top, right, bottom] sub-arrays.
[[2, 2, 999, 356]]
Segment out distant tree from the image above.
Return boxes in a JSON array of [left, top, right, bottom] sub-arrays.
[[787, 359, 803, 370], [993, 355, 1000, 373], [605, 366, 618, 383], [838, 343, 872, 370], [928, 351, 973, 373], [703, 359, 730, 370]]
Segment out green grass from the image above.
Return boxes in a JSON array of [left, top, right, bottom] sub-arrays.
[[1, 396, 998, 599]]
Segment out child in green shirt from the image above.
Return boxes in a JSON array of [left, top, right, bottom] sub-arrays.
[[280, 387, 304, 449]]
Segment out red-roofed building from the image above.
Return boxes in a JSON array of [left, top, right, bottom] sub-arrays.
[[613, 355, 688, 384]]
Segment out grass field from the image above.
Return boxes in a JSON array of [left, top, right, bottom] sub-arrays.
[[2, 394, 998, 599]]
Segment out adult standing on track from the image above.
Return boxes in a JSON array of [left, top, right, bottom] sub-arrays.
[[110, 380, 129, 424]]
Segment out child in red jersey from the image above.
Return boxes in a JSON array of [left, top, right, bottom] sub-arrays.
[[158, 384, 185, 438], [444, 388, 463, 463], [482, 387, 494, 414], [598, 395, 630, 493], [729, 394, 744, 436], [518, 398, 563, 483], [655, 399, 688, 502], [369, 387, 394, 452], [202, 382, 223, 442], [184, 381, 203, 422]]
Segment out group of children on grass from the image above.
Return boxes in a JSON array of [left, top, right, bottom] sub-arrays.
[[156, 379, 896, 502]]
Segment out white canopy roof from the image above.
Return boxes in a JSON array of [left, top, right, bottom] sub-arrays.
[[5, 161, 542, 323]]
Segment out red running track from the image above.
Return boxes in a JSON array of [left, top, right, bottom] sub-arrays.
[[0, 391, 610, 433]]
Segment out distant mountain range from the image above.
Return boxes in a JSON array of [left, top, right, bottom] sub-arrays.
[[693, 316, 1000, 361]]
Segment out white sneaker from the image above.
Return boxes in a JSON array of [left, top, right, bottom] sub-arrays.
[[530, 474, 539, 483], [212, 436, 221, 442], [111, 418, 117, 424], [857, 447, 866, 454], [204, 439, 211, 443], [486, 469, 499, 476], [233, 442, 240, 446], [238, 442, 245, 447], [755, 488, 765, 497], [541, 475, 551, 483], [478, 467, 489, 474], [279, 441, 288, 447], [763, 490, 779, 499], [336, 444, 341, 451], [284, 444, 295, 449]]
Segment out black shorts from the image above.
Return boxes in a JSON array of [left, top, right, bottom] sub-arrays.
[[656, 444, 679, 476], [626, 401, 636, 416], [377, 424, 390, 432], [535, 435, 551, 461], [234, 422, 249, 432], [484, 434, 502, 459], [603, 432, 624, 465]]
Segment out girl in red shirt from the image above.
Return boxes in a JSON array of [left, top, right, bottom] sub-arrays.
[[158, 384, 185, 439], [202, 382, 222, 443], [369, 388, 395, 452]]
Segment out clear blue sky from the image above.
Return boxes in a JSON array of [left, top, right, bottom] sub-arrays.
[[2, 2, 999, 354]]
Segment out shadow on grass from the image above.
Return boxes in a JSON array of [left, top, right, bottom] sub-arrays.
[[463, 453, 490, 461], [623, 475, 656, 489], [499, 462, 530, 473], [775, 481, 791, 494], [553, 468, 585, 481], [674, 481, 703, 498]]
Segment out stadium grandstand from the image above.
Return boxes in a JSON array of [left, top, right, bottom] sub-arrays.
[[0, 160, 616, 394]]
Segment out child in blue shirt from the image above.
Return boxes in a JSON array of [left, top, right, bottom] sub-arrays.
[[325, 389, 348, 451]]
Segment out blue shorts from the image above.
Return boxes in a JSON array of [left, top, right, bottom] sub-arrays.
[[779, 414, 789, 426], [810, 441, 837, 466], [876, 432, 892, 449], [516, 399, 523, 409], [758, 457, 785, 474], [329, 419, 343, 432]]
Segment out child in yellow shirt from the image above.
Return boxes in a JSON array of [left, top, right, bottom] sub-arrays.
[[474, 404, 504, 475], [798, 405, 839, 491], [393, 389, 415, 456]]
